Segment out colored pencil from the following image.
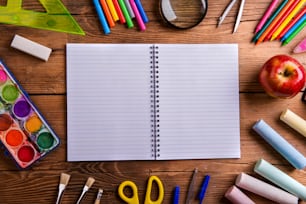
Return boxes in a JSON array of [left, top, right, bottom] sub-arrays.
[[106, 0, 119, 21], [281, 13, 306, 40], [254, 0, 289, 44], [282, 19, 306, 45], [255, 0, 279, 33], [277, 6, 306, 39], [264, 0, 298, 41], [100, 0, 115, 27], [271, 0, 305, 40]]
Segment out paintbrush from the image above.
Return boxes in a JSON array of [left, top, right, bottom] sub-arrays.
[[76, 177, 95, 204], [94, 188, 103, 204], [56, 173, 71, 204]]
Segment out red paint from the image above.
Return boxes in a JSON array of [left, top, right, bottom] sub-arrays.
[[17, 146, 35, 162]]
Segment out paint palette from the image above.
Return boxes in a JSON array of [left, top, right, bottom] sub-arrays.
[[0, 60, 60, 169]]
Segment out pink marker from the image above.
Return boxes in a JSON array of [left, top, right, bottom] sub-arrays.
[[293, 37, 306, 53], [129, 0, 146, 31]]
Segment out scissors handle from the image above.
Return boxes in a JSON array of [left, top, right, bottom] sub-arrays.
[[118, 181, 140, 204], [145, 176, 164, 204]]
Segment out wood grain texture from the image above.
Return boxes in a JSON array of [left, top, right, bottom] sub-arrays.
[[0, 0, 305, 203]]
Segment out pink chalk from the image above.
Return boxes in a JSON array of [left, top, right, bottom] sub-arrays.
[[225, 185, 255, 204], [236, 173, 298, 204]]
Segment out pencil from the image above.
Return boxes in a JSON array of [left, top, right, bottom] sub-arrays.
[[100, 0, 116, 27], [106, 0, 119, 21], [255, 0, 279, 33], [282, 19, 306, 45], [264, 0, 297, 41], [253, 0, 289, 44], [271, 0, 305, 40], [277, 6, 306, 40]]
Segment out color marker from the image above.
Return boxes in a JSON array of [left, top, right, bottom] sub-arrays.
[[198, 175, 210, 204], [118, 0, 134, 28], [93, 0, 111, 34], [236, 172, 299, 204], [255, 0, 279, 33], [271, 0, 305, 40], [106, 0, 119, 21], [129, 0, 145, 30], [124, 0, 135, 18], [280, 109, 306, 138], [277, 6, 306, 40], [252, 119, 306, 169], [254, 158, 306, 201], [225, 185, 255, 204], [173, 186, 180, 204], [134, 0, 149, 23], [293, 37, 306, 53], [253, 0, 289, 43], [100, 0, 115, 27], [112, 0, 126, 23]]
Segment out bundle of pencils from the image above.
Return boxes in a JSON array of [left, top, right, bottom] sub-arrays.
[[252, 0, 305, 46]]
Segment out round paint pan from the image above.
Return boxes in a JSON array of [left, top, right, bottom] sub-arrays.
[[5, 129, 25, 147], [1, 84, 19, 103], [17, 145, 36, 163], [0, 114, 13, 131], [36, 131, 55, 150], [24, 114, 42, 133]]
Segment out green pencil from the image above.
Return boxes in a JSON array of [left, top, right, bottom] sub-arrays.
[[252, 0, 289, 43], [118, 0, 134, 28], [282, 20, 306, 46]]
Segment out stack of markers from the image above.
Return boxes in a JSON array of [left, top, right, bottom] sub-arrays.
[[93, 0, 149, 34], [252, 0, 305, 46]]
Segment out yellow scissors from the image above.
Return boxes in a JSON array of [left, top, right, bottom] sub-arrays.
[[118, 175, 164, 204]]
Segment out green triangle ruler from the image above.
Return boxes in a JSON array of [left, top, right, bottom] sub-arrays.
[[0, 0, 85, 35]]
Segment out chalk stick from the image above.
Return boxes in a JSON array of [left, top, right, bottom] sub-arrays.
[[11, 34, 52, 61], [252, 119, 306, 169], [236, 172, 298, 204], [254, 158, 306, 201], [280, 109, 306, 138], [224, 185, 255, 204]]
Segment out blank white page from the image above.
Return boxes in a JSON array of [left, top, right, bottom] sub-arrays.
[[66, 44, 153, 161], [156, 44, 240, 159]]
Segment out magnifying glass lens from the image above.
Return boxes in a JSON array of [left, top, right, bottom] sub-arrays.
[[160, 0, 207, 29]]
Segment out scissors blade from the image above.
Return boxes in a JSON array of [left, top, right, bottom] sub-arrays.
[[218, 0, 238, 27], [233, 0, 246, 33]]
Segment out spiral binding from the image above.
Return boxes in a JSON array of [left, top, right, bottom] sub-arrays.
[[150, 45, 160, 159]]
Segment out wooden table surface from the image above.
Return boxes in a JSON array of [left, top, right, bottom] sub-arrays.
[[0, 0, 305, 203]]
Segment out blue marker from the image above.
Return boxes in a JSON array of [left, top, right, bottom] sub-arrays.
[[134, 0, 149, 23], [93, 0, 111, 34], [281, 13, 306, 42], [173, 186, 180, 204], [198, 175, 210, 204]]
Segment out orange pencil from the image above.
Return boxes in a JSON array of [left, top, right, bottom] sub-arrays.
[[267, 0, 303, 40], [277, 6, 306, 40], [256, 0, 295, 45], [100, 0, 115, 27]]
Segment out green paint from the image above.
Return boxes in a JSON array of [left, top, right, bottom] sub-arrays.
[[2, 85, 19, 102], [37, 132, 54, 150]]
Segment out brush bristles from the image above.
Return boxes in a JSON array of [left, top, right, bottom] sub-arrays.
[[85, 177, 95, 188], [60, 173, 71, 185]]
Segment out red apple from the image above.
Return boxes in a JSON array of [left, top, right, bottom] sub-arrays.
[[259, 55, 306, 98]]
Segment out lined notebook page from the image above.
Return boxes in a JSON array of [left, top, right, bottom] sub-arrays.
[[156, 44, 240, 159], [67, 44, 153, 161]]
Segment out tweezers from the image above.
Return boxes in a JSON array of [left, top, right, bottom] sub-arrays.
[[218, 0, 246, 33]]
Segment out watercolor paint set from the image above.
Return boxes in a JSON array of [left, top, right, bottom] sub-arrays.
[[0, 60, 60, 169]]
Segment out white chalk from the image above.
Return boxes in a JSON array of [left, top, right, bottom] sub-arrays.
[[236, 172, 298, 204], [280, 109, 306, 138], [224, 185, 255, 204], [11, 34, 52, 61]]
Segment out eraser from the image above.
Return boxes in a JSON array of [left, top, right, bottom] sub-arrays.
[[280, 109, 306, 138], [252, 119, 306, 169], [254, 158, 306, 201], [236, 172, 298, 204], [224, 185, 255, 204], [11, 34, 52, 61]]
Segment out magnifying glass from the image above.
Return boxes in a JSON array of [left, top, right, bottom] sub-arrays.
[[159, 0, 208, 29]]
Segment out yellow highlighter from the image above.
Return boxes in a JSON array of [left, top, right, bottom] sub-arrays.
[[106, 0, 119, 21]]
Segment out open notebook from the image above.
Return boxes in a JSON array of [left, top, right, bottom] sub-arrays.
[[66, 44, 240, 161]]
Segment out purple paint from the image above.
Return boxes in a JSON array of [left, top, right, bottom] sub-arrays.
[[13, 100, 31, 118]]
